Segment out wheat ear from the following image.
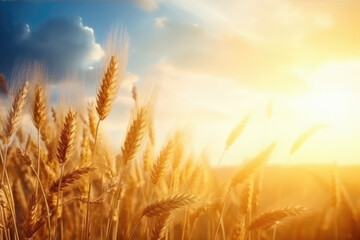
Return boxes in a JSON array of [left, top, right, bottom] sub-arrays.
[[150, 139, 174, 185], [151, 212, 171, 240], [96, 55, 119, 121], [54, 108, 77, 238], [33, 83, 47, 130], [226, 114, 251, 150], [249, 206, 306, 230], [128, 194, 196, 240], [231, 143, 276, 187], [290, 123, 329, 156], [17, 147, 51, 239], [143, 193, 197, 217], [56, 108, 77, 164], [121, 107, 148, 166], [3, 81, 29, 143], [49, 166, 95, 193], [33, 83, 47, 202]]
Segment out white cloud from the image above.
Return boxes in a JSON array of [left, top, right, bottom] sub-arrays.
[[154, 16, 168, 28], [0, 17, 104, 80]]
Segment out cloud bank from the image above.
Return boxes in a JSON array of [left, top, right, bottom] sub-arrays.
[[0, 15, 104, 81]]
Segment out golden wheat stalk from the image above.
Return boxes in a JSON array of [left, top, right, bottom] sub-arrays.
[[49, 166, 95, 193], [17, 147, 51, 238], [56, 108, 77, 164], [151, 212, 171, 240], [331, 169, 341, 209], [33, 83, 47, 130], [226, 115, 251, 150], [33, 83, 47, 203], [121, 107, 148, 166], [215, 143, 275, 240], [128, 194, 196, 240], [290, 123, 329, 156], [87, 104, 97, 139], [0, 81, 29, 240], [240, 180, 253, 217], [3, 81, 29, 143], [54, 108, 77, 238], [249, 206, 306, 230], [143, 193, 197, 217], [172, 131, 184, 171], [24, 194, 38, 238], [143, 143, 153, 174], [231, 143, 276, 187], [232, 214, 246, 240], [96, 55, 119, 121], [331, 168, 340, 240], [251, 169, 263, 215], [150, 139, 174, 185], [16, 147, 32, 166]]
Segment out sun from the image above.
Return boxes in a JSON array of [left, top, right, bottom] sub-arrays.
[[304, 88, 352, 124], [293, 62, 358, 126]]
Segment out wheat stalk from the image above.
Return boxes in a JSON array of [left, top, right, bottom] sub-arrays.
[[24, 194, 38, 238], [49, 166, 95, 193], [33, 83, 48, 203], [151, 212, 171, 240], [331, 169, 340, 240], [249, 206, 306, 230], [151, 139, 174, 185], [3, 81, 29, 144], [226, 115, 251, 150], [128, 194, 196, 240], [33, 83, 47, 130], [143, 193, 197, 217], [17, 147, 51, 238], [87, 104, 97, 140], [54, 108, 77, 238], [121, 107, 148, 166], [231, 143, 276, 187], [96, 55, 119, 121], [290, 123, 329, 156], [56, 108, 77, 164], [232, 214, 246, 240]]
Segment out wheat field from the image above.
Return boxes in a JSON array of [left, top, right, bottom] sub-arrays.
[[0, 32, 358, 240]]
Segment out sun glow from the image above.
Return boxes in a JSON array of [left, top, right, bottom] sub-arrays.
[[293, 62, 359, 127], [298, 88, 353, 125]]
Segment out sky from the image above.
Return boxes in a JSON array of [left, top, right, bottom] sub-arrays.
[[1, 0, 360, 166]]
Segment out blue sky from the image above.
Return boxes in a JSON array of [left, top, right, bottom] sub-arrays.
[[0, 1, 200, 78], [1, 0, 360, 165]]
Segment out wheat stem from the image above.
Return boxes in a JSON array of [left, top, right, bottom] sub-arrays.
[[181, 207, 189, 240], [272, 223, 277, 240], [214, 186, 231, 240], [54, 163, 65, 239], [128, 216, 143, 240], [29, 164, 51, 240], [334, 208, 338, 240], [216, 149, 226, 167], [0, 145, 19, 240], [84, 118, 100, 240], [35, 128, 41, 199], [1, 207, 8, 240], [1, 145, 8, 187]]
